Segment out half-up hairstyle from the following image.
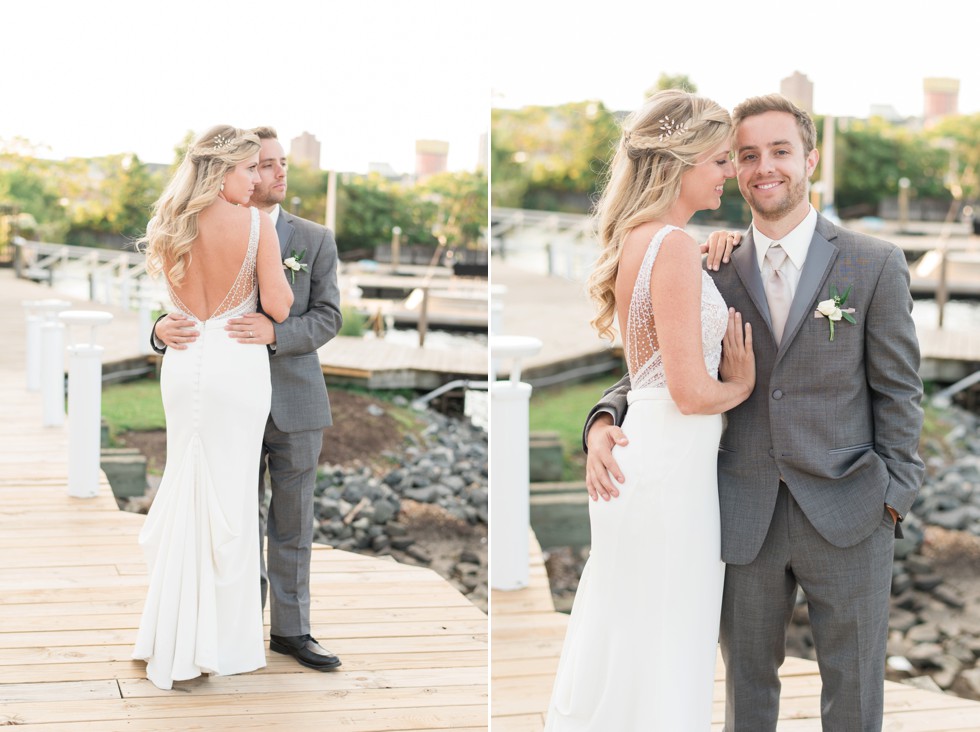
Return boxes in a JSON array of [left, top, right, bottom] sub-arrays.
[[587, 90, 731, 340], [142, 125, 261, 286]]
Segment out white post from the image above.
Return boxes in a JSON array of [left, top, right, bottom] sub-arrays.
[[60, 310, 114, 498], [489, 335, 543, 591], [40, 319, 66, 427], [24, 299, 71, 392]]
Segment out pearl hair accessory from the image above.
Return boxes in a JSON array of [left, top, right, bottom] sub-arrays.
[[210, 133, 234, 152], [657, 115, 689, 142]]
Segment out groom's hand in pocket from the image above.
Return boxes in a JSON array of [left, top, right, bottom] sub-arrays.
[[585, 414, 627, 502], [226, 312, 275, 345]]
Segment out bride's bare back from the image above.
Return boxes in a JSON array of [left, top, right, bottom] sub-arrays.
[[166, 202, 292, 323]]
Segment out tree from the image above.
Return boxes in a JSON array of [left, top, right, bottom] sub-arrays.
[[417, 169, 488, 249], [646, 73, 698, 97], [831, 117, 948, 217], [67, 154, 163, 245], [491, 101, 620, 213], [928, 113, 980, 203]]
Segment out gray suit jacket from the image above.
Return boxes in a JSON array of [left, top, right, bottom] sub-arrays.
[[268, 210, 343, 433], [586, 214, 925, 565]]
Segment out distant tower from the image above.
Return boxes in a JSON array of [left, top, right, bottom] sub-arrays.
[[923, 77, 959, 126], [415, 140, 449, 179], [290, 131, 321, 170], [780, 71, 814, 114]]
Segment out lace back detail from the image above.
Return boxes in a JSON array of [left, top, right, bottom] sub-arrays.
[[625, 225, 729, 389], [167, 207, 260, 322]]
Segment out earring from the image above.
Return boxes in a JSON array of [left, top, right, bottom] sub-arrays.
[[220, 183, 225, 192]]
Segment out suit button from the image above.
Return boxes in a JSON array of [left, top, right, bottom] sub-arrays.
[[772, 389, 783, 400], [768, 448, 775, 457]]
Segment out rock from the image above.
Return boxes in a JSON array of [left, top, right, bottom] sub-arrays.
[[930, 507, 971, 530], [317, 497, 342, 520], [906, 643, 944, 668], [459, 549, 482, 565], [371, 500, 398, 525], [904, 556, 934, 575], [405, 486, 438, 503], [960, 668, 980, 697], [933, 584, 965, 609], [390, 537, 415, 550], [892, 590, 919, 611], [901, 675, 943, 693], [386, 522, 409, 537], [405, 544, 432, 564], [891, 572, 913, 595], [889, 609, 919, 633], [932, 655, 963, 689], [946, 638, 977, 666], [454, 561, 481, 578], [907, 623, 941, 643], [912, 573, 944, 592]]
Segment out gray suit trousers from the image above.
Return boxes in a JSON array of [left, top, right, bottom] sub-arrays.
[[258, 419, 322, 636], [721, 484, 895, 732]]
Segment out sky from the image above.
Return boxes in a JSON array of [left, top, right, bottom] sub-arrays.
[[491, 0, 979, 120], [1, 0, 487, 174]]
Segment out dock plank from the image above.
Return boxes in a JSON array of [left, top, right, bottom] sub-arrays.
[[490, 532, 980, 730], [0, 270, 487, 729]]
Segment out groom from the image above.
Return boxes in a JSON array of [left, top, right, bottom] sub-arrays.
[[153, 126, 344, 671], [584, 95, 924, 730]]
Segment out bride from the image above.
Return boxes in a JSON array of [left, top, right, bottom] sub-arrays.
[[545, 91, 755, 730], [133, 126, 293, 690]]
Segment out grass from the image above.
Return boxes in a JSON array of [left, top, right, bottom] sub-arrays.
[[529, 376, 616, 482], [101, 377, 166, 441], [100, 377, 427, 444]]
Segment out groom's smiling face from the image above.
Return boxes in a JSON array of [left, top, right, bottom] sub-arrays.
[[251, 137, 288, 210], [734, 111, 818, 224]]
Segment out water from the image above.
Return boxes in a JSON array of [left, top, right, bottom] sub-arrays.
[[910, 300, 980, 331], [370, 327, 488, 351]]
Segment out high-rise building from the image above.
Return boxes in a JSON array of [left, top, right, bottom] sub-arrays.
[[780, 71, 814, 114], [290, 131, 321, 170], [415, 139, 449, 179], [923, 77, 959, 126]]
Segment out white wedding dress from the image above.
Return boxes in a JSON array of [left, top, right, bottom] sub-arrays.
[[133, 206, 269, 690], [546, 225, 729, 730]]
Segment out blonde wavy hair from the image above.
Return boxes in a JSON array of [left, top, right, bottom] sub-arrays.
[[587, 90, 732, 340], [141, 125, 261, 286]]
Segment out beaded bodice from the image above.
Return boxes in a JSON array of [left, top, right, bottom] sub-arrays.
[[626, 225, 729, 388], [167, 206, 260, 322]]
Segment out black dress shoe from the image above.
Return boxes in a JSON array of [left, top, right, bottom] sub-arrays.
[[270, 634, 342, 671]]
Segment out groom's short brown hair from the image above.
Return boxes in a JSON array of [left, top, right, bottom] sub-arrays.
[[251, 126, 278, 140], [732, 94, 817, 155]]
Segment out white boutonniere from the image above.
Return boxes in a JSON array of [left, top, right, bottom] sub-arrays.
[[283, 249, 309, 284], [814, 284, 856, 341]]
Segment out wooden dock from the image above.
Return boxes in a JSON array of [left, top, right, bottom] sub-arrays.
[[491, 533, 980, 730], [491, 259, 980, 385], [0, 273, 488, 730], [3, 269, 488, 390]]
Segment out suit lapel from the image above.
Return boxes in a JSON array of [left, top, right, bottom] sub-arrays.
[[776, 217, 839, 359], [731, 230, 772, 333], [276, 209, 295, 256]]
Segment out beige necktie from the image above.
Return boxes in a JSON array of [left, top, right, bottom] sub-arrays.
[[765, 244, 791, 345]]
